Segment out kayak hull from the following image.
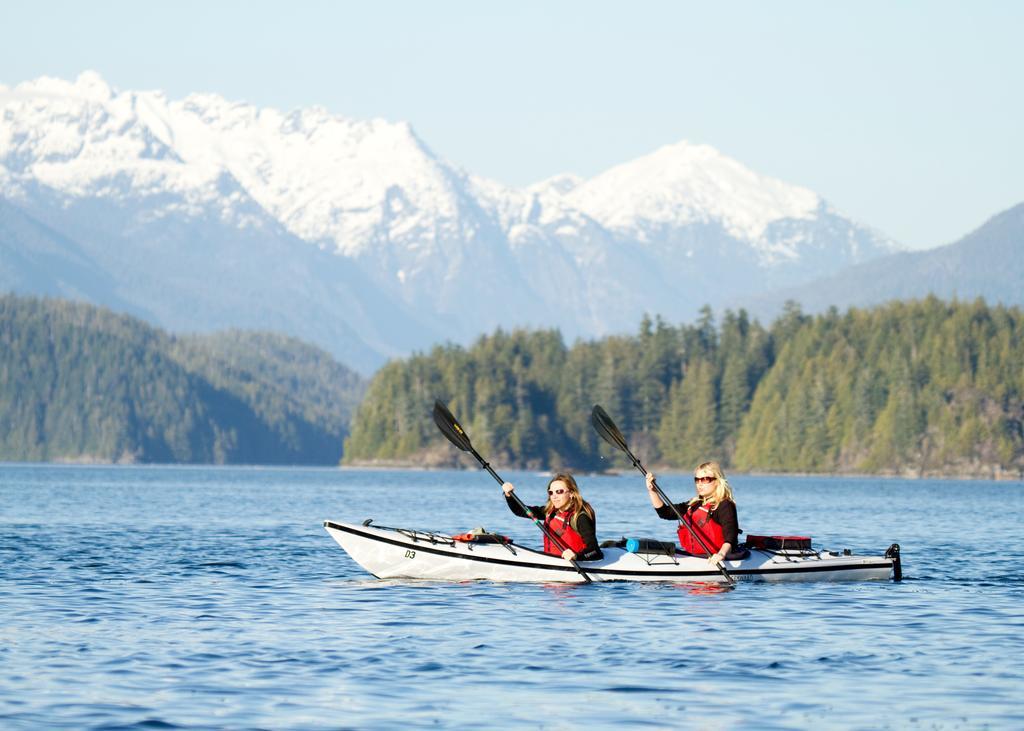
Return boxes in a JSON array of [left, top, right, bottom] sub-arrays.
[[323, 520, 899, 584]]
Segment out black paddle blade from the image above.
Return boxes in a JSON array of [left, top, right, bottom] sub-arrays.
[[591, 404, 629, 454], [433, 400, 473, 452]]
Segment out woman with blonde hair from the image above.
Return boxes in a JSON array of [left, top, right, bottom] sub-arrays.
[[645, 461, 739, 567], [503, 473, 603, 561]]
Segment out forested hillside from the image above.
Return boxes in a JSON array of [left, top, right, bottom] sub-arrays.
[[0, 295, 366, 464], [734, 298, 1024, 476], [170, 330, 365, 460], [344, 298, 1024, 478], [345, 307, 775, 469]]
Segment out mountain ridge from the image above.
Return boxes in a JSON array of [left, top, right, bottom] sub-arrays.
[[2, 71, 905, 371], [0, 292, 366, 464], [745, 202, 1024, 318]]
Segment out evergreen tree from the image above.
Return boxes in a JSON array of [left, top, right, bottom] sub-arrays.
[[658, 358, 718, 468]]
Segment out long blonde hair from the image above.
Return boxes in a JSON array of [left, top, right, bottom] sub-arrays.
[[544, 472, 595, 521], [688, 461, 734, 508]]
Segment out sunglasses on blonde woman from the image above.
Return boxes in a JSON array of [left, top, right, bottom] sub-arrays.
[[694, 475, 716, 484], [547, 488, 567, 495]]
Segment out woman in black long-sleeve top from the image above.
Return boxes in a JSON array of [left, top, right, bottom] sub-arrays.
[[646, 461, 739, 568], [502, 473, 603, 561]]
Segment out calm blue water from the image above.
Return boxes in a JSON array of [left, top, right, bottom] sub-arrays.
[[2, 464, 1023, 729]]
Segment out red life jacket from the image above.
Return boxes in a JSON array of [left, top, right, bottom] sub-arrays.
[[543, 509, 588, 556], [677, 501, 726, 556]]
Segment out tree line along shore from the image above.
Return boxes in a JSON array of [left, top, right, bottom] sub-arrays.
[[344, 298, 1024, 479], [2, 293, 1022, 478]]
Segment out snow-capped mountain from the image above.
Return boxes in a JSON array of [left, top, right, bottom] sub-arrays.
[[0, 72, 900, 372]]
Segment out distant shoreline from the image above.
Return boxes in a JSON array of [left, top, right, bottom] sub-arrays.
[[1, 459, 1019, 482], [341, 460, 1024, 482]]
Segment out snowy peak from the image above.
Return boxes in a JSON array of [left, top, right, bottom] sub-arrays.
[[1, 72, 890, 260], [527, 172, 584, 198], [563, 140, 820, 241], [163, 93, 467, 253], [1, 72, 219, 201], [1, 71, 481, 253], [6, 70, 115, 102], [1, 72, 903, 362]]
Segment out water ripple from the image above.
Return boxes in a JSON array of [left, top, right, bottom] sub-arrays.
[[2, 465, 1023, 729]]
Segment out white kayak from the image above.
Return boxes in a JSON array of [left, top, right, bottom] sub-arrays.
[[323, 520, 902, 584]]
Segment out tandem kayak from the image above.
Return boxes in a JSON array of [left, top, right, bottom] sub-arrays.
[[323, 520, 902, 584]]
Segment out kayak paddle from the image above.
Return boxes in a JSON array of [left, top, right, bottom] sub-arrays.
[[590, 404, 735, 585], [432, 400, 594, 583]]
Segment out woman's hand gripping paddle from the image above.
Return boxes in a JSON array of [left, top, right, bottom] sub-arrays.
[[432, 400, 594, 583], [590, 404, 735, 585]]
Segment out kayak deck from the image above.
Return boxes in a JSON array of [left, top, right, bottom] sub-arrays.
[[324, 520, 901, 584]]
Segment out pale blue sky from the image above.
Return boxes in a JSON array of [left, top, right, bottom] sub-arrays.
[[3, 0, 1021, 250]]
